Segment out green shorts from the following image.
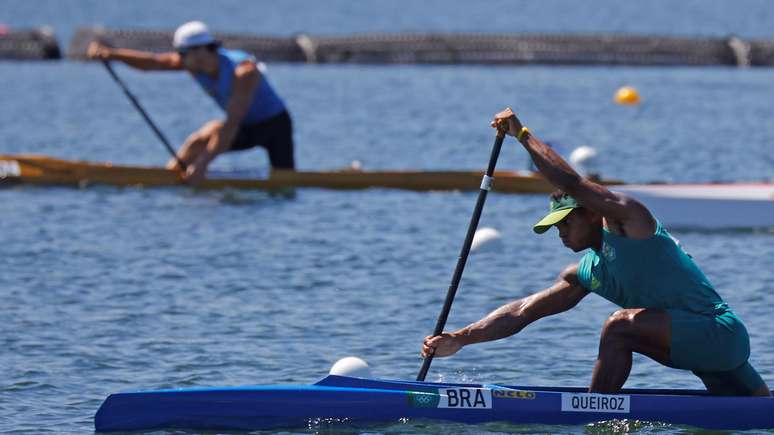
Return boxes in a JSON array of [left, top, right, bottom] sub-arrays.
[[668, 307, 765, 395]]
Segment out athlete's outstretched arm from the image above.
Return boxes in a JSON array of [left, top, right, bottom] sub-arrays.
[[87, 41, 183, 70], [205, 61, 260, 158], [422, 264, 588, 358]]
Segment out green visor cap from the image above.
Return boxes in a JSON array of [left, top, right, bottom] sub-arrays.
[[533, 195, 581, 234]]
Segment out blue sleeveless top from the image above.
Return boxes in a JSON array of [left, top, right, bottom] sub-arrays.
[[193, 49, 286, 125], [577, 221, 726, 315]]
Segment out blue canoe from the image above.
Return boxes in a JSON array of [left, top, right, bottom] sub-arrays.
[[95, 375, 774, 432]]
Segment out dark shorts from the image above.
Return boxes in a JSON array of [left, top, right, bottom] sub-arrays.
[[669, 307, 766, 395], [230, 110, 295, 169]]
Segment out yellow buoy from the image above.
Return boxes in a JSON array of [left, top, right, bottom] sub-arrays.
[[614, 86, 641, 105]]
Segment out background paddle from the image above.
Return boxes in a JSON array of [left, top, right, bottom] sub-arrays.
[[100, 60, 187, 171], [417, 130, 506, 381]]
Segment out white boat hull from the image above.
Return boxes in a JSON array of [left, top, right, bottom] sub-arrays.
[[616, 184, 774, 229]]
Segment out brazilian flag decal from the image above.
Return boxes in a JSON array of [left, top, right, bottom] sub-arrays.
[[590, 274, 600, 290], [408, 390, 440, 408]]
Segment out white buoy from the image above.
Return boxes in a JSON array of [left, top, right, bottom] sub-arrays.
[[471, 227, 502, 253], [569, 145, 598, 177], [329, 357, 372, 378]]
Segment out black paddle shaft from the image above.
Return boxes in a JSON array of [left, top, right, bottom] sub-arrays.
[[417, 131, 506, 381], [101, 60, 187, 170]]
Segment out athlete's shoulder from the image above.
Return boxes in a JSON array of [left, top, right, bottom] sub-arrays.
[[220, 48, 256, 65]]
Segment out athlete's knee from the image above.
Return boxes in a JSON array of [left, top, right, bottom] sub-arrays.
[[599, 310, 636, 350], [603, 309, 636, 332]]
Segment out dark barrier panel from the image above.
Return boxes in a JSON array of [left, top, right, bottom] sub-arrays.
[[0, 26, 61, 60], [750, 39, 774, 66], [68, 27, 773, 67], [310, 33, 736, 65]]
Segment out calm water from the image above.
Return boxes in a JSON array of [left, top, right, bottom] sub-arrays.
[[2, 1, 774, 434]]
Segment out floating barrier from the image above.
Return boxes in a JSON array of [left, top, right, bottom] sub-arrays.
[[0, 26, 61, 60], [68, 27, 774, 66]]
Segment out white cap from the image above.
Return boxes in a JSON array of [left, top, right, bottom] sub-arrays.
[[173, 21, 216, 49]]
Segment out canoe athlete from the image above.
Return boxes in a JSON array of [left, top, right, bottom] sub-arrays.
[[422, 108, 771, 397], [88, 21, 294, 184]]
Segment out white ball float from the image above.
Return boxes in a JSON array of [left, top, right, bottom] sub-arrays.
[[471, 227, 502, 253], [329, 356, 372, 378], [569, 145, 599, 177]]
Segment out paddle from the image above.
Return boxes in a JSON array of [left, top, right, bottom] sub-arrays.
[[417, 129, 506, 381], [100, 60, 187, 171]]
